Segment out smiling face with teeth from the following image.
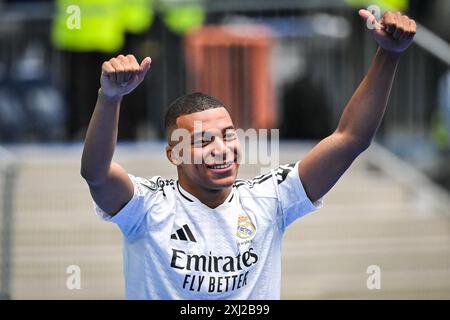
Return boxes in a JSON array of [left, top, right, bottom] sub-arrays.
[[166, 107, 240, 207]]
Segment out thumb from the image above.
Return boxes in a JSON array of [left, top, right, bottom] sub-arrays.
[[138, 57, 152, 78], [359, 9, 383, 30], [358, 9, 372, 21]]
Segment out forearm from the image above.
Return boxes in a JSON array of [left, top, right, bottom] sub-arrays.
[[336, 47, 400, 148], [81, 89, 122, 184]]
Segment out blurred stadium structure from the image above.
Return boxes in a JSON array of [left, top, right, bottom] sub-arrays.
[[0, 0, 449, 299]]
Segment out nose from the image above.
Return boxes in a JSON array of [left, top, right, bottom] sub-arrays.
[[211, 136, 226, 154], [210, 136, 228, 161]]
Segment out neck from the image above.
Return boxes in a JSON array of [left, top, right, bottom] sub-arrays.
[[178, 177, 232, 209]]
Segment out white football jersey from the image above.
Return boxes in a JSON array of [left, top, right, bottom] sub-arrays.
[[94, 161, 323, 299]]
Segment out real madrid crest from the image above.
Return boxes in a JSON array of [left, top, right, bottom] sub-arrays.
[[236, 214, 256, 240]]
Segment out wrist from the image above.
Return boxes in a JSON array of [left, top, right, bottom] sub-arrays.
[[98, 88, 123, 104], [377, 46, 402, 59]]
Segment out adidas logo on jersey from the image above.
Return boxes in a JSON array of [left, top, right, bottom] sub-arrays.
[[171, 224, 197, 243]]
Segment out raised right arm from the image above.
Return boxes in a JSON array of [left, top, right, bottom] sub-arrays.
[[81, 54, 151, 216]]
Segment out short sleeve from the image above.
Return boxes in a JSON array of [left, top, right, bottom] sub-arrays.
[[272, 161, 324, 229], [93, 174, 160, 240]]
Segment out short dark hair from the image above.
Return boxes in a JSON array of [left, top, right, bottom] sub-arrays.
[[164, 92, 226, 132]]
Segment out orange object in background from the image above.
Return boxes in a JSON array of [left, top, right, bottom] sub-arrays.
[[185, 25, 276, 130]]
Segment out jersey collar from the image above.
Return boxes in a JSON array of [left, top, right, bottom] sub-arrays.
[[176, 181, 235, 209]]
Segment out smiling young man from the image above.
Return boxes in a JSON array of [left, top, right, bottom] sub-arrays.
[[81, 10, 416, 299]]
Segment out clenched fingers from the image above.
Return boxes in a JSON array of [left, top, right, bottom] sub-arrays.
[[102, 54, 142, 86], [381, 11, 416, 41]]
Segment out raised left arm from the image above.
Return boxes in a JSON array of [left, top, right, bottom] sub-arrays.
[[299, 10, 416, 203]]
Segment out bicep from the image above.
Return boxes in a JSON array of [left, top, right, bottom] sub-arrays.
[[299, 132, 366, 203], [88, 161, 134, 216]]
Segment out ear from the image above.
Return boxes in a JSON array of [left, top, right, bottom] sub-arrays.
[[166, 144, 181, 166], [166, 145, 175, 165]]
